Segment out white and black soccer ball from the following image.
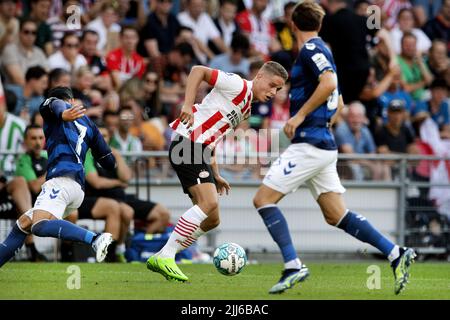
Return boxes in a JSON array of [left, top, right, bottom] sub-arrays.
[[213, 242, 247, 276]]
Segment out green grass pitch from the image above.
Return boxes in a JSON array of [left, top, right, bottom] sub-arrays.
[[0, 262, 448, 300]]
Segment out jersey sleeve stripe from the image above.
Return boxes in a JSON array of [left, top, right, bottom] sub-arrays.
[[232, 80, 248, 106], [171, 118, 181, 130], [190, 111, 224, 142], [209, 69, 219, 86]]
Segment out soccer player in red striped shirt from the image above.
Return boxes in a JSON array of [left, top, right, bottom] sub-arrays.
[[147, 62, 288, 282]]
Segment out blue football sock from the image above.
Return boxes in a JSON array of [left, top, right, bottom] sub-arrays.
[[31, 220, 96, 245], [337, 211, 395, 257], [258, 205, 297, 263], [0, 223, 28, 268]]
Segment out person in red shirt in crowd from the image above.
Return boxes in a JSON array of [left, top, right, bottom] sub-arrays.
[[106, 25, 146, 90], [236, 0, 277, 60]]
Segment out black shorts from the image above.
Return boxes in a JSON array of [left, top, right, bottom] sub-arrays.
[[169, 134, 216, 197], [124, 194, 157, 221], [0, 188, 18, 219], [77, 197, 98, 220]]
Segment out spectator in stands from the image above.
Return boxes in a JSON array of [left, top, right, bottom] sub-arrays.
[[0, 0, 19, 53], [160, 42, 196, 106], [372, 0, 412, 30], [80, 30, 106, 76], [103, 110, 119, 138], [47, 68, 71, 90], [427, 40, 450, 79], [110, 107, 143, 158], [212, 0, 240, 50], [359, 65, 398, 132], [106, 25, 146, 90], [378, 66, 414, 123], [353, 0, 371, 17], [375, 99, 416, 154], [320, 0, 396, 103], [0, 174, 46, 262], [125, 99, 166, 152], [47, 0, 83, 50], [269, 83, 291, 150], [0, 19, 48, 86], [85, 127, 170, 248], [6, 66, 47, 120], [79, 29, 112, 94], [335, 102, 389, 180], [142, 69, 166, 123], [209, 32, 250, 77], [413, 78, 450, 138], [422, 0, 450, 48], [48, 32, 87, 74], [411, 0, 443, 27], [236, 0, 277, 59], [397, 32, 433, 101], [138, 0, 180, 61], [272, 1, 297, 66], [391, 8, 432, 55], [177, 0, 228, 63], [72, 66, 104, 121], [85, 1, 121, 55], [28, 0, 53, 55], [30, 110, 43, 127], [0, 78, 25, 174]]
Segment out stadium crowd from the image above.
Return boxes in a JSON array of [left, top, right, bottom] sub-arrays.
[[0, 0, 449, 260]]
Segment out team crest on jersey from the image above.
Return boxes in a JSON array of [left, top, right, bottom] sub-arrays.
[[305, 43, 316, 50], [199, 170, 210, 179]]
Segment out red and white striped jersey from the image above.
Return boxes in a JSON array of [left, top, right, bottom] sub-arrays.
[[170, 69, 253, 148]]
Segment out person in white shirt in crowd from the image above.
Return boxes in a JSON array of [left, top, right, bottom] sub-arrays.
[[48, 32, 87, 74], [85, 1, 121, 55], [390, 8, 432, 55], [177, 0, 228, 64]]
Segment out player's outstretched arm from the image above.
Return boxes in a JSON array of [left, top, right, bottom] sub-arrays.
[[61, 105, 86, 122], [284, 71, 337, 139], [179, 66, 216, 128]]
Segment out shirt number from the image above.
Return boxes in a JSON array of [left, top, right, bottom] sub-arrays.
[[74, 121, 87, 162]]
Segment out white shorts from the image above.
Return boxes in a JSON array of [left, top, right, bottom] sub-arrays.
[[25, 177, 84, 220], [263, 143, 346, 200]]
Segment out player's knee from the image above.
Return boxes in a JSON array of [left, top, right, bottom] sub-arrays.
[[121, 205, 134, 223], [17, 214, 32, 233], [253, 194, 265, 209], [107, 203, 121, 218], [197, 199, 219, 215], [324, 214, 340, 226], [8, 176, 27, 191], [157, 206, 171, 226]]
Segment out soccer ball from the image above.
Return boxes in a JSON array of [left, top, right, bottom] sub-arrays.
[[213, 242, 247, 276]]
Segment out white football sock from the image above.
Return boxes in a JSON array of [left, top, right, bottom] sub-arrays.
[[388, 245, 400, 262], [285, 258, 302, 270], [158, 205, 207, 258]]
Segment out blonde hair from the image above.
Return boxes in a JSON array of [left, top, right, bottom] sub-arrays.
[[261, 61, 289, 81]]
